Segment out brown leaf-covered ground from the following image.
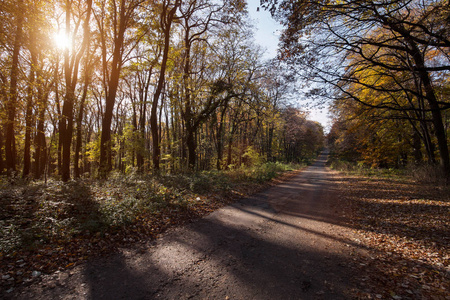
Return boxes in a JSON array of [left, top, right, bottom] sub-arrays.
[[333, 173, 450, 299]]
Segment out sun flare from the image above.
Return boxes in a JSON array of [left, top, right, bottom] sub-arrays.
[[54, 31, 72, 50]]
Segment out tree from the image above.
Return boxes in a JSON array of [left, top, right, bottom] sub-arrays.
[[208, 25, 264, 169], [259, 59, 292, 161], [264, 0, 450, 176], [4, 0, 25, 174], [0, 0, 326, 180], [177, 0, 246, 169], [149, 0, 181, 172], [281, 107, 324, 162], [59, 0, 92, 181], [74, 44, 95, 178], [22, 36, 38, 178], [95, 0, 145, 176], [330, 95, 412, 168]]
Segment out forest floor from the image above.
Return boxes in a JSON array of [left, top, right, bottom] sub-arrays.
[[1, 155, 449, 299], [334, 171, 449, 299], [0, 164, 303, 295]]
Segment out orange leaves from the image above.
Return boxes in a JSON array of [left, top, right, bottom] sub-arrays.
[[335, 172, 449, 299]]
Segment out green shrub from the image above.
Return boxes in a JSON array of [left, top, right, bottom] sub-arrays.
[[0, 161, 302, 256]]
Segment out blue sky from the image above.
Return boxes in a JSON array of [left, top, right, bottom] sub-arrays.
[[247, 0, 281, 59], [247, 1, 331, 131]]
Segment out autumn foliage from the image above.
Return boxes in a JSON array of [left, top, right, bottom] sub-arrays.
[[265, 0, 450, 178], [0, 0, 324, 180]]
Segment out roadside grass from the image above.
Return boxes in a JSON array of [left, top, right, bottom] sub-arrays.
[[329, 159, 407, 179], [329, 158, 449, 185], [0, 162, 302, 290]]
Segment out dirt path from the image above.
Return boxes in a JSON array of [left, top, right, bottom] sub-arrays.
[[9, 152, 370, 299]]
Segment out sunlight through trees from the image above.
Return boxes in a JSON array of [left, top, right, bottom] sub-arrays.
[[0, 0, 324, 180]]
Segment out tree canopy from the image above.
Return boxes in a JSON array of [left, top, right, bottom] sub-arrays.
[[0, 0, 324, 181], [264, 0, 450, 177]]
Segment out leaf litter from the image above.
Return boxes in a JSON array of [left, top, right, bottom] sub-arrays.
[[0, 168, 301, 293], [334, 173, 449, 299]]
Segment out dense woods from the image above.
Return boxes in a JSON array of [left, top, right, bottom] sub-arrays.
[[1, 2, 449, 298], [264, 0, 449, 178], [0, 0, 325, 181]]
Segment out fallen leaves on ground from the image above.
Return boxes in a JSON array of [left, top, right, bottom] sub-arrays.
[[0, 168, 301, 293], [334, 174, 450, 299]]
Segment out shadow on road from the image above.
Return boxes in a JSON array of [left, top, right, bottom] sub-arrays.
[[81, 216, 361, 299], [10, 151, 446, 299], [79, 151, 365, 299]]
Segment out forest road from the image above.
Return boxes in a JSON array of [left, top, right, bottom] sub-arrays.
[[13, 151, 369, 300]]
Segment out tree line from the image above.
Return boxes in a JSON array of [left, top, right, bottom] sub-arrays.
[[0, 0, 324, 181], [264, 0, 450, 177]]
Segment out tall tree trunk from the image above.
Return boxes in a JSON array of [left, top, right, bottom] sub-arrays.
[[216, 105, 227, 170], [132, 100, 138, 168], [35, 74, 49, 179], [23, 53, 37, 178], [186, 124, 196, 169], [386, 20, 450, 177], [99, 61, 122, 174], [35, 119, 48, 179], [170, 103, 178, 172], [61, 0, 92, 181], [99, 0, 132, 176], [226, 114, 238, 169], [267, 124, 274, 162], [412, 129, 423, 164], [60, 0, 74, 182], [0, 125, 4, 174], [60, 87, 74, 182], [136, 99, 143, 170], [421, 122, 436, 164], [407, 40, 450, 177], [164, 101, 172, 171], [74, 18, 92, 178], [150, 0, 180, 172], [55, 61, 62, 175], [74, 82, 88, 178], [227, 137, 233, 168], [0, 74, 5, 174], [5, 1, 24, 174], [138, 66, 153, 172], [182, 23, 196, 169], [216, 126, 223, 171]]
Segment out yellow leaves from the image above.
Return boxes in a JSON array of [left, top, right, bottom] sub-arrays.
[[85, 139, 101, 163]]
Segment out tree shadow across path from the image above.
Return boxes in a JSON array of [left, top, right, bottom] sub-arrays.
[[8, 151, 446, 299], [8, 151, 372, 299]]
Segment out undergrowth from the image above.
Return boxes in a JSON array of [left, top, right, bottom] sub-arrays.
[[329, 159, 406, 178], [0, 162, 301, 257], [328, 158, 449, 185]]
